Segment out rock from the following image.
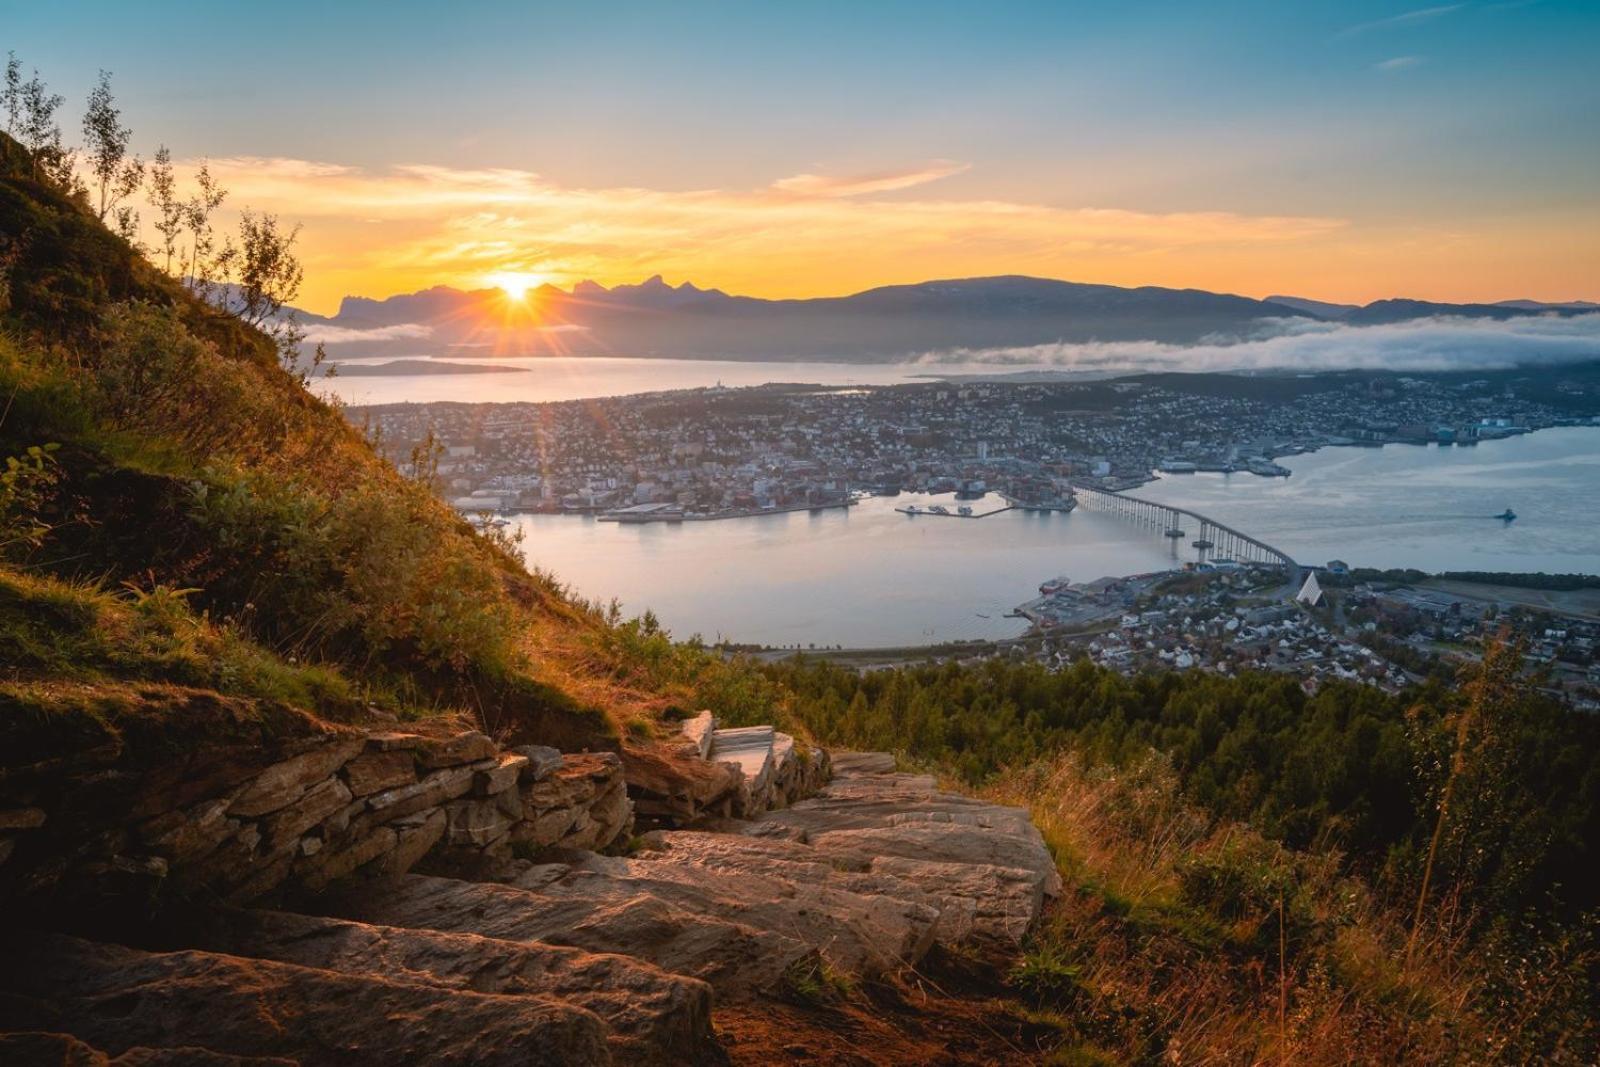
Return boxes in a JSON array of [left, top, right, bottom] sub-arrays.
[[139, 800, 235, 863], [321, 872, 816, 998], [680, 711, 716, 760], [472, 753, 530, 797], [361, 763, 478, 826], [226, 739, 364, 818], [0, 837, 14, 866], [512, 745, 565, 782], [708, 726, 775, 811], [0, 1032, 296, 1065], [362, 731, 426, 752], [415, 732, 497, 770], [0, 932, 612, 1066], [558, 847, 941, 980], [444, 798, 517, 849], [383, 809, 447, 877], [620, 744, 745, 826], [341, 750, 416, 797], [164, 908, 718, 1067], [294, 826, 397, 893], [829, 751, 897, 775], [260, 777, 352, 853], [0, 806, 47, 830]]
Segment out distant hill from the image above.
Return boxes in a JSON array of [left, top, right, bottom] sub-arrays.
[[1495, 298, 1600, 311], [308, 275, 1311, 362], [1264, 294, 1359, 318], [307, 275, 1598, 363]]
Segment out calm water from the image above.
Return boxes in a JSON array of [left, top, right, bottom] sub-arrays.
[[1137, 428, 1600, 574], [316, 356, 1041, 407], [511, 429, 1600, 647], [512, 494, 1182, 648]]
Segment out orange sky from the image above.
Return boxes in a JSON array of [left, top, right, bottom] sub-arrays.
[[190, 156, 1598, 317]]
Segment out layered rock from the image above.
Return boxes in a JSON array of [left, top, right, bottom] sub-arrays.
[[621, 712, 830, 827], [0, 932, 612, 1066], [153, 908, 717, 1066], [1, 726, 636, 910]]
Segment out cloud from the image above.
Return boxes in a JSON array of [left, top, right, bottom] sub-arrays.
[[185, 155, 1346, 307], [915, 313, 1600, 375], [1339, 4, 1463, 37], [770, 159, 971, 198], [301, 322, 433, 344], [1374, 55, 1425, 70]]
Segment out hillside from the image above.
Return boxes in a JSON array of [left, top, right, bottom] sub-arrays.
[[2, 128, 1596, 1064], [304, 274, 1595, 366], [305, 274, 1309, 362]]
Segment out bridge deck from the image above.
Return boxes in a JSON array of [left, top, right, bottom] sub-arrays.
[[1075, 486, 1297, 569]]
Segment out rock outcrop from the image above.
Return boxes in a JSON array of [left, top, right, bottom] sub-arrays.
[[1, 718, 1058, 1064], [0, 728, 635, 911]]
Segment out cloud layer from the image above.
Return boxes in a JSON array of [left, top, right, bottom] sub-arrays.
[[179, 156, 1347, 313], [916, 313, 1600, 375]]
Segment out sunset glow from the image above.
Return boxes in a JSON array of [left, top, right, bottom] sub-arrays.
[[487, 271, 546, 301]]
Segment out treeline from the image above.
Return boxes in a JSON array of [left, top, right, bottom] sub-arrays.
[[1322, 566, 1600, 592], [764, 652, 1600, 928], [1441, 571, 1600, 591]]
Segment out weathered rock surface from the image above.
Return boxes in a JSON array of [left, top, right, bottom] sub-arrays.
[[319, 872, 815, 998], [160, 908, 717, 1066], [1, 728, 1054, 1065], [0, 1031, 296, 1065], [0, 933, 611, 1066]]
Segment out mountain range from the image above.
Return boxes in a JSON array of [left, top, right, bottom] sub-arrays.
[[303, 275, 1598, 363]]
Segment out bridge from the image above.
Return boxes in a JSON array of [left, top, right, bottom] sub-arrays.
[[1073, 485, 1298, 570]]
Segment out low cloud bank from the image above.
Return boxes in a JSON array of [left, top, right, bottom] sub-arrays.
[[301, 322, 433, 344], [916, 314, 1600, 374]]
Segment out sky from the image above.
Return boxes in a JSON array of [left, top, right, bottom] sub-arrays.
[[5, 0, 1598, 315]]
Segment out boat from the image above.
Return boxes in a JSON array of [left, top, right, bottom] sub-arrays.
[[1495, 508, 1517, 521]]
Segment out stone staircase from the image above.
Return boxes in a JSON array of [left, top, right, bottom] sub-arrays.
[[0, 717, 1059, 1065]]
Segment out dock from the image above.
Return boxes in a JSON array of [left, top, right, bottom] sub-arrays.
[[896, 504, 1015, 519]]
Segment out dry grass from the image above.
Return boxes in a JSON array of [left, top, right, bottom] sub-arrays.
[[981, 751, 1594, 1065]]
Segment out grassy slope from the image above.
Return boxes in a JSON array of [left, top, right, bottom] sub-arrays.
[[0, 129, 777, 757]]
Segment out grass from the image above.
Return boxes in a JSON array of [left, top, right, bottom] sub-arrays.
[[0, 564, 373, 721], [979, 749, 1597, 1065]]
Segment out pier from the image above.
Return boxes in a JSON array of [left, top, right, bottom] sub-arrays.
[[896, 504, 1015, 519], [1074, 485, 1297, 569]]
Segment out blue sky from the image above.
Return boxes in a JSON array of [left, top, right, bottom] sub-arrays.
[[5, 1, 1597, 308]]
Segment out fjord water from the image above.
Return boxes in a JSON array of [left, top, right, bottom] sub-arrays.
[[511, 428, 1600, 648], [512, 495, 1179, 648], [1136, 428, 1600, 575], [315, 356, 1034, 407]]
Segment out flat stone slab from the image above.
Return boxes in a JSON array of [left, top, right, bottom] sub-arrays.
[[559, 848, 940, 979], [828, 751, 897, 775], [320, 872, 815, 998], [679, 711, 716, 760], [642, 828, 1048, 950], [164, 908, 714, 1067], [0, 932, 610, 1066]]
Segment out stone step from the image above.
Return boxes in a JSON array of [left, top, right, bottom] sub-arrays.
[[317, 872, 817, 998], [0, 1031, 296, 1065], [553, 847, 941, 978], [634, 829, 1047, 950], [746, 754, 1064, 901], [151, 908, 717, 1067], [707, 726, 775, 800], [0, 932, 611, 1066]]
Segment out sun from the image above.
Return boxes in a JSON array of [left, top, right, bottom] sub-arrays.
[[487, 270, 546, 301]]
